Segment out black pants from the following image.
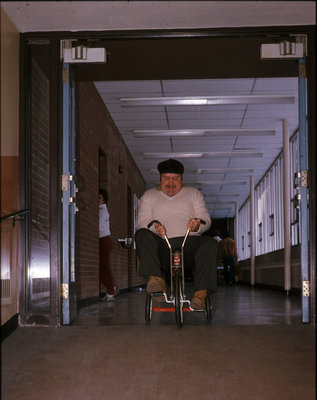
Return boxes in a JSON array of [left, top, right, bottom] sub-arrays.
[[222, 256, 236, 284], [99, 236, 115, 295], [135, 228, 218, 291]]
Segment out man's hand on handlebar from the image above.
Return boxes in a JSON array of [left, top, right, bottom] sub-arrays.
[[154, 222, 167, 238], [187, 218, 202, 232], [147, 218, 205, 237]]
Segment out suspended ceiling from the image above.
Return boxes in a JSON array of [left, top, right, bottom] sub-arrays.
[[94, 77, 298, 218]]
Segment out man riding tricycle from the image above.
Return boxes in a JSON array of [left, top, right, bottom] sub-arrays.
[[135, 159, 219, 327]]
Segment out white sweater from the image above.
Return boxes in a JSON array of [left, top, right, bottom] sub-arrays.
[[138, 186, 211, 238], [99, 203, 110, 238]]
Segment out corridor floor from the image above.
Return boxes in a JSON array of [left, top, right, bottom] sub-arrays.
[[72, 284, 303, 327], [2, 285, 315, 400]]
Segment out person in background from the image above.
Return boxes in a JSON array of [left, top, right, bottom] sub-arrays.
[[99, 189, 115, 301], [135, 158, 218, 310], [218, 230, 238, 286]]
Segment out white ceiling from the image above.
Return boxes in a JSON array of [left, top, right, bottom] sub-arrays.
[[95, 77, 298, 218], [1, 2, 315, 32]]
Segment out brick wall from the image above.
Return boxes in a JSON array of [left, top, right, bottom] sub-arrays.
[[76, 82, 146, 300]]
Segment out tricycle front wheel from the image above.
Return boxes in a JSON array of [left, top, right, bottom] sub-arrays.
[[174, 274, 183, 328]]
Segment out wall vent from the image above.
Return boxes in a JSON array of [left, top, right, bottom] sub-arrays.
[[1, 279, 11, 299]]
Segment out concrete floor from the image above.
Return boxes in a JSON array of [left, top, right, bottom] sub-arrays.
[[1, 285, 315, 400]]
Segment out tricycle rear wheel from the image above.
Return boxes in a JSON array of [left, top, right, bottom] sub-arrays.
[[206, 295, 212, 324], [145, 294, 153, 325]]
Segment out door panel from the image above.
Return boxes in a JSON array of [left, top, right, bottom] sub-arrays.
[[20, 40, 59, 325]]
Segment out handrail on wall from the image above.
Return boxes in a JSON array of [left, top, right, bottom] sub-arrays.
[[0, 209, 31, 224]]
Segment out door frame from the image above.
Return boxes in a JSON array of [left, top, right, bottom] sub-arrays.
[[61, 62, 78, 324], [19, 25, 315, 325]]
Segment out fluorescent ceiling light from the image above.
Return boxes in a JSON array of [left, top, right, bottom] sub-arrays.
[[204, 193, 240, 197], [142, 151, 262, 159], [142, 152, 204, 159], [150, 180, 247, 186], [135, 129, 206, 137], [205, 202, 235, 205], [198, 168, 254, 174], [121, 94, 295, 107], [187, 181, 248, 185], [133, 129, 275, 138], [148, 168, 254, 174]]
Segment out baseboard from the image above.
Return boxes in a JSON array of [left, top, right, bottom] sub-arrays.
[[77, 296, 99, 309], [238, 281, 301, 296], [77, 284, 146, 310], [254, 282, 301, 295], [1, 313, 19, 342]]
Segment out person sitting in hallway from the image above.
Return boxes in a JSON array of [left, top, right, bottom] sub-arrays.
[[135, 158, 218, 310], [218, 230, 238, 286]]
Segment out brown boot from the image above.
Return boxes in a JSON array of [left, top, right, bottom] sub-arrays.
[[146, 276, 166, 294], [191, 289, 207, 310]]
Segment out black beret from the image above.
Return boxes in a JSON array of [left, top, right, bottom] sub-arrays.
[[157, 159, 184, 174]]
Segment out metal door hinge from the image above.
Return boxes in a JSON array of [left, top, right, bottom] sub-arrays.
[[299, 62, 306, 78], [303, 281, 310, 297], [62, 67, 69, 83], [61, 283, 69, 299], [294, 171, 308, 188], [301, 170, 308, 187], [61, 174, 69, 191]]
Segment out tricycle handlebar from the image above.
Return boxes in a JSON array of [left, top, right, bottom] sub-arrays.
[[147, 220, 162, 229], [147, 218, 206, 229]]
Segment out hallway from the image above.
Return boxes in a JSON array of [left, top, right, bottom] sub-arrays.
[[2, 285, 315, 400], [1, 3, 316, 399]]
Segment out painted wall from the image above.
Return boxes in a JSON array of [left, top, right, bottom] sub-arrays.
[[1, 8, 19, 325], [239, 245, 301, 289]]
